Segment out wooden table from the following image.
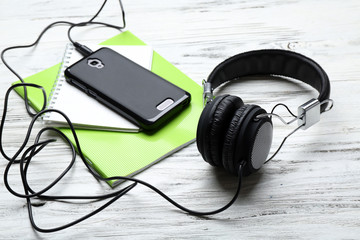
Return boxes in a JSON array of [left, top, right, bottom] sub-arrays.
[[1, 0, 359, 239]]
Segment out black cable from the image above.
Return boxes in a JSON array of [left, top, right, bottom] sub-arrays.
[[68, 21, 125, 44], [1, 21, 74, 117], [0, 0, 243, 232], [1, 84, 243, 232], [67, 0, 126, 56], [2, 87, 139, 232], [0, 83, 47, 162], [270, 103, 297, 118]]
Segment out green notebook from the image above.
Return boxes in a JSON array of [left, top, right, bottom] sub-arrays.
[[14, 31, 203, 186]]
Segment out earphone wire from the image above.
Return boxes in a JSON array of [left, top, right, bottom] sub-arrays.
[[1, 84, 244, 232], [0, 0, 243, 232]]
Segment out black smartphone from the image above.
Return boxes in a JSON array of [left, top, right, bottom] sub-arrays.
[[64, 47, 191, 130]]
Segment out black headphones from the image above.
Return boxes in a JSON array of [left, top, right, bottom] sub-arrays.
[[196, 49, 331, 176]]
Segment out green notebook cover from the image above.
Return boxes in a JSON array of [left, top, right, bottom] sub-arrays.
[[14, 31, 203, 186]]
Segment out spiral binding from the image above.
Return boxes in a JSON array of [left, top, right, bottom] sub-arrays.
[[43, 43, 75, 119]]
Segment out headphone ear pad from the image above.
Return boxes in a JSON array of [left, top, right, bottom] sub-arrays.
[[222, 105, 253, 174], [196, 95, 243, 166], [222, 105, 273, 176]]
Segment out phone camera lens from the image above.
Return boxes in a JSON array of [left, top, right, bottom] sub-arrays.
[[87, 58, 104, 69], [90, 60, 99, 66]]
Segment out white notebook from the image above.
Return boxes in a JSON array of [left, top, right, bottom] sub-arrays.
[[43, 44, 154, 132]]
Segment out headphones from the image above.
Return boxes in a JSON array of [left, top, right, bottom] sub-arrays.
[[196, 49, 331, 176]]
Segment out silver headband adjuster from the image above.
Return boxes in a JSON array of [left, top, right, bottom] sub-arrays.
[[202, 80, 213, 106]]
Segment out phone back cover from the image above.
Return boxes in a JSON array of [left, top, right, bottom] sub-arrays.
[[65, 47, 190, 129]]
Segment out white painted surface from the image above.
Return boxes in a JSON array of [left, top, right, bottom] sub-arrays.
[[0, 0, 359, 239]]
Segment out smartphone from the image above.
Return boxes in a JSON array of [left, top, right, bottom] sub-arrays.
[[64, 47, 191, 130]]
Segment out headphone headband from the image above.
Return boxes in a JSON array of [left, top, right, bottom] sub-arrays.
[[205, 49, 331, 113]]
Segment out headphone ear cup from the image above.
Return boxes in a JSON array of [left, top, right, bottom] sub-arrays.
[[196, 95, 243, 166], [222, 105, 273, 176], [244, 109, 273, 175]]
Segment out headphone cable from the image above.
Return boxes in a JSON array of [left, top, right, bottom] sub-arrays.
[[0, 0, 243, 232]]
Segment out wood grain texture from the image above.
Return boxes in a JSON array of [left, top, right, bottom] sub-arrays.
[[0, 0, 359, 239]]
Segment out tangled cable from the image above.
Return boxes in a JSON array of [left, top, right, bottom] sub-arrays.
[[0, 0, 242, 232]]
